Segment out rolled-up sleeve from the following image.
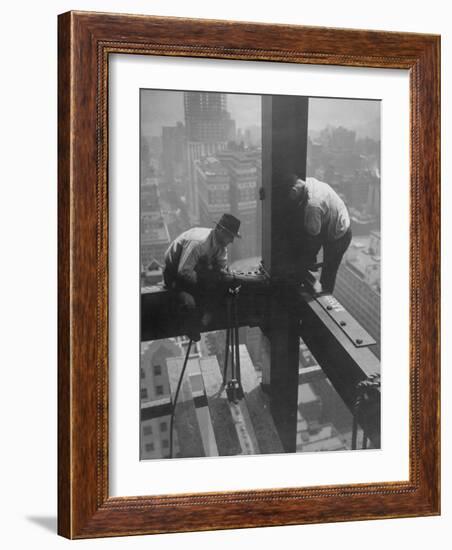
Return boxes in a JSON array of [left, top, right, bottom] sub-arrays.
[[215, 247, 228, 270], [304, 205, 322, 236], [178, 241, 202, 284]]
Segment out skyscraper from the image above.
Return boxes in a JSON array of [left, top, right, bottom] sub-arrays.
[[184, 92, 233, 142], [184, 92, 233, 223]]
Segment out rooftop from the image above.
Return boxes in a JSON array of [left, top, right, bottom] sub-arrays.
[[141, 216, 170, 244], [344, 235, 381, 291], [196, 156, 229, 177]]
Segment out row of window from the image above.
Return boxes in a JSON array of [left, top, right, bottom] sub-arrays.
[[141, 365, 162, 378], [207, 188, 256, 204], [208, 190, 229, 205], [143, 422, 168, 436], [237, 181, 256, 189], [144, 439, 169, 453], [140, 385, 165, 400], [207, 183, 229, 191], [238, 188, 256, 201]]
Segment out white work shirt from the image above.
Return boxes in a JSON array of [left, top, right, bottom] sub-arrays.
[[301, 177, 350, 241], [164, 227, 227, 284]]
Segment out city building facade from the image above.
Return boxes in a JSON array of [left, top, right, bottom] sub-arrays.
[[140, 339, 181, 459], [194, 156, 231, 225], [217, 149, 259, 261], [140, 179, 171, 271], [334, 234, 381, 358], [161, 122, 186, 190]]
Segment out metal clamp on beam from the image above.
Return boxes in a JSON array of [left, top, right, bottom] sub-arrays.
[[315, 294, 376, 348]]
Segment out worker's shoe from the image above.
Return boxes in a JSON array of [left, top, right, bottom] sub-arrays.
[[311, 279, 323, 295]]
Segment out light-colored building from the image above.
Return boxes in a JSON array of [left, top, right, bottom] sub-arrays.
[[140, 337, 204, 460], [194, 156, 231, 223], [334, 235, 381, 357], [140, 181, 171, 271], [140, 412, 174, 461], [140, 339, 181, 403], [140, 339, 182, 459], [216, 149, 259, 261], [194, 149, 260, 262]]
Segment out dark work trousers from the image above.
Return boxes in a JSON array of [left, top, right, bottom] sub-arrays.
[[163, 268, 229, 341], [172, 290, 201, 341], [163, 268, 202, 340], [320, 227, 352, 293]]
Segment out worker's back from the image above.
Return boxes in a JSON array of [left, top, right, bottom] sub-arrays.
[[304, 177, 350, 241]]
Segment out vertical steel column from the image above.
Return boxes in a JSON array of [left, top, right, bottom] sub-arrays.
[[261, 95, 309, 452]]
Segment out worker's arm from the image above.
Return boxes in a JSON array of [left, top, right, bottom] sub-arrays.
[[304, 205, 322, 237], [177, 242, 202, 287], [214, 247, 228, 271], [199, 249, 233, 287], [298, 204, 323, 265]]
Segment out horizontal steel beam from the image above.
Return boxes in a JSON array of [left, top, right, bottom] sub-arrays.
[[141, 284, 268, 341], [297, 290, 380, 447], [141, 284, 380, 448], [140, 397, 172, 421]]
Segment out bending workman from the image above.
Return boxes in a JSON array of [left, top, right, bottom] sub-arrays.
[[288, 176, 352, 293]]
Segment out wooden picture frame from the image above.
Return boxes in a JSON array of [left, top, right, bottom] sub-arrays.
[[58, 10, 440, 539]]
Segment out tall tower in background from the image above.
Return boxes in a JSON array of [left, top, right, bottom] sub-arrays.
[[184, 92, 234, 223]]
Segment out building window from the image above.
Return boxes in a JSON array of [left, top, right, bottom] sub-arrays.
[[143, 425, 153, 436], [155, 385, 164, 396], [140, 367, 145, 380], [140, 388, 148, 400], [160, 422, 168, 432], [145, 443, 154, 452], [162, 439, 169, 449], [153, 364, 162, 376]]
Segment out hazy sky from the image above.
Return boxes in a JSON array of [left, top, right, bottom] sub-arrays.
[[140, 89, 380, 139], [141, 90, 261, 137], [309, 97, 380, 138]]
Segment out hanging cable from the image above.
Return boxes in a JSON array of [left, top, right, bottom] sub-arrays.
[[169, 338, 193, 459], [233, 286, 241, 386], [223, 325, 230, 385], [222, 284, 242, 403]]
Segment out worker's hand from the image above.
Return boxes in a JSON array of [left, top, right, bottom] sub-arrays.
[[218, 270, 235, 284]]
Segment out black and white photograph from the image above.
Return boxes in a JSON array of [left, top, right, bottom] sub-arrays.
[[0, 0, 444, 544], [139, 89, 381, 460]]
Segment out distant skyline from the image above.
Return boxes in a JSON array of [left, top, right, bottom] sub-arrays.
[[141, 90, 380, 141], [309, 98, 380, 140]]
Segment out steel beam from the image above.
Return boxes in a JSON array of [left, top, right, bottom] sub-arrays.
[[298, 290, 381, 447], [261, 95, 309, 452], [141, 284, 268, 342]]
